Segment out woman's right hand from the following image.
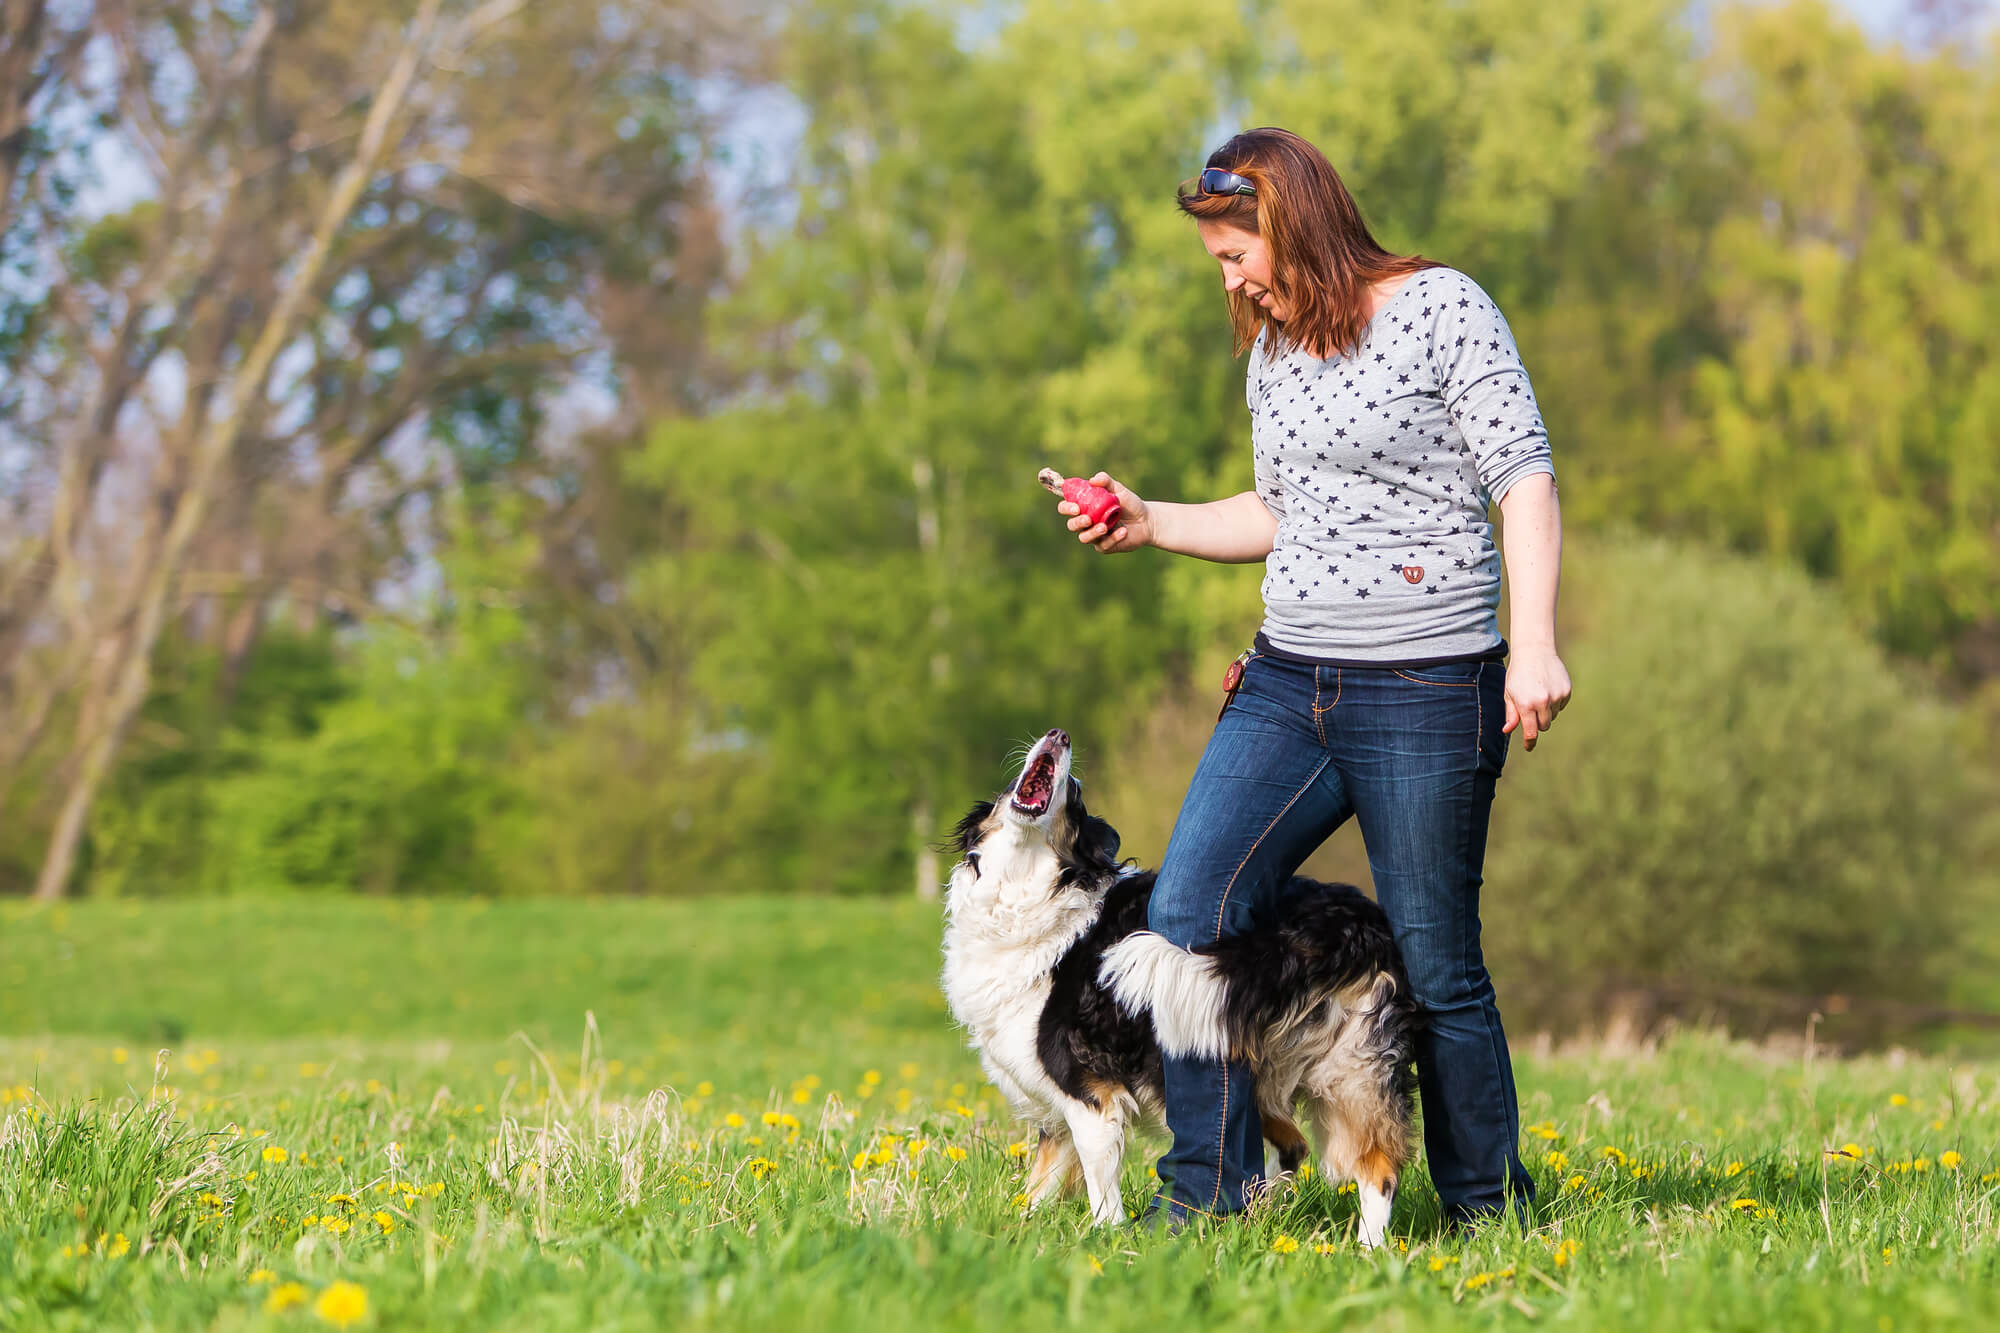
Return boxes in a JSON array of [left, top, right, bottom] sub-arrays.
[[1058, 472, 1152, 553]]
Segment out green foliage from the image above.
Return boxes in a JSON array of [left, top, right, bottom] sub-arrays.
[[84, 630, 350, 897], [1663, 3, 2000, 664], [79, 507, 544, 898], [1484, 536, 1992, 1021], [625, 1, 1175, 892]]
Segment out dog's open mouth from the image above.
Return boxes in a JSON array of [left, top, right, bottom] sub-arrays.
[[1011, 731, 1068, 817], [1013, 753, 1056, 816]]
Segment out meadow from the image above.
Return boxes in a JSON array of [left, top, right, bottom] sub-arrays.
[[3, 898, 1998, 1331]]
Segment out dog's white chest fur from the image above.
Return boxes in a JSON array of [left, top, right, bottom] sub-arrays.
[[940, 829, 1096, 1130]]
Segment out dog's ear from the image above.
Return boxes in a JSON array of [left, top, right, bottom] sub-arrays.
[[947, 800, 997, 858], [1077, 814, 1121, 869]]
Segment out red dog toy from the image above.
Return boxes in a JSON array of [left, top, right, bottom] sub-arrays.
[[1037, 468, 1122, 529]]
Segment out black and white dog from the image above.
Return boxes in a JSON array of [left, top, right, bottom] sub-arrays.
[[941, 728, 1421, 1244]]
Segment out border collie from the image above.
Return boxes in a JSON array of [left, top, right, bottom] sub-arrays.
[[940, 728, 1420, 1244]]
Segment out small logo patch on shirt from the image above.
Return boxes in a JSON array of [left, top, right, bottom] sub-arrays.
[[1399, 565, 1425, 584]]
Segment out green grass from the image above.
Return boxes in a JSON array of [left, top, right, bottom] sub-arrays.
[[2, 898, 1998, 1331]]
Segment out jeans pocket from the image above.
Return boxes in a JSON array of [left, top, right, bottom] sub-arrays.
[[1476, 660, 1509, 778], [1391, 658, 1484, 687]]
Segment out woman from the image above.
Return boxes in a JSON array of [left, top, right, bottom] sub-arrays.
[[1053, 128, 1570, 1232]]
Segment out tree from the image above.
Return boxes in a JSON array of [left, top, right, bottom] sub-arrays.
[[2, 0, 729, 896], [1665, 2, 2000, 672], [629, 1, 1159, 896]]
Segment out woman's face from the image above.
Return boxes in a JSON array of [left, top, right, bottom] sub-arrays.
[[1197, 221, 1287, 320]]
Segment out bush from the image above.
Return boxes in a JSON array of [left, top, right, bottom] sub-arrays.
[[1482, 535, 1990, 1036]]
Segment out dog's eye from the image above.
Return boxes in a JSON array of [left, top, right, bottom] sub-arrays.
[[965, 851, 981, 877]]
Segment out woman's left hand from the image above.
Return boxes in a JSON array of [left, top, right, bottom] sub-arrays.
[[1503, 649, 1571, 752]]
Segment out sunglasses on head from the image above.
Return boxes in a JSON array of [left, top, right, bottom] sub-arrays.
[[1197, 167, 1256, 197]]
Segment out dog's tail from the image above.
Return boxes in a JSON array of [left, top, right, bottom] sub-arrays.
[[1098, 932, 1232, 1060], [1100, 881, 1420, 1067]]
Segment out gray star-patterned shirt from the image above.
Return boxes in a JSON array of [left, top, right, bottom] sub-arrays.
[[1248, 266, 1554, 663]]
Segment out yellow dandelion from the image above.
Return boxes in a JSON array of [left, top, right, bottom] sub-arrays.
[[1087, 1255, 1104, 1274], [862, 1070, 882, 1086], [1007, 1141, 1032, 1159], [248, 1269, 278, 1285], [1600, 1145, 1627, 1166], [1271, 1234, 1299, 1254], [724, 1112, 745, 1129], [1729, 1198, 1759, 1212], [1724, 1161, 1744, 1178], [1941, 1151, 1963, 1170], [1551, 1238, 1581, 1268], [1881, 1247, 1894, 1264], [761, 1111, 783, 1127], [373, 1210, 396, 1233], [1314, 1242, 1339, 1255], [1564, 1174, 1586, 1191], [1544, 1150, 1569, 1173], [779, 1113, 801, 1130], [1914, 1157, 1932, 1172], [314, 1280, 369, 1328], [263, 1145, 288, 1164], [323, 1216, 351, 1236], [746, 1157, 775, 1180], [265, 1282, 309, 1313], [1526, 1120, 1560, 1141], [1889, 1093, 1909, 1107], [791, 1088, 812, 1105], [107, 1233, 129, 1258], [325, 1192, 356, 1209], [695, 1081, 715, 1097], [1464, 1271, 1493, 1290], [945, 1146, 968, 1162], [1428, 1255, 1449, 1272], [851, 1151, 869, 1170]]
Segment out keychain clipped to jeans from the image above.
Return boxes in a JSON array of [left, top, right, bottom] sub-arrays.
[[1217, 649, 1254, 721]]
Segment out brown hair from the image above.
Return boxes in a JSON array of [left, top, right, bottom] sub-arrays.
[[1177, 128, 1440, 361]]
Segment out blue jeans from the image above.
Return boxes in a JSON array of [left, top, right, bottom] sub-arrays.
[[1147, 650, 1534, 1228]]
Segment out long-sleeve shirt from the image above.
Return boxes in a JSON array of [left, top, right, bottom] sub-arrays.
[[1247, 265, 1554, 664]]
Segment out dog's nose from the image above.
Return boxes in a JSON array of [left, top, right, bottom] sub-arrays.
[[1047, 728, 1068, 746]]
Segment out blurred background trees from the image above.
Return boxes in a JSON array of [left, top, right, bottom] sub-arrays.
[[1, 0, 1995, 1036]]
